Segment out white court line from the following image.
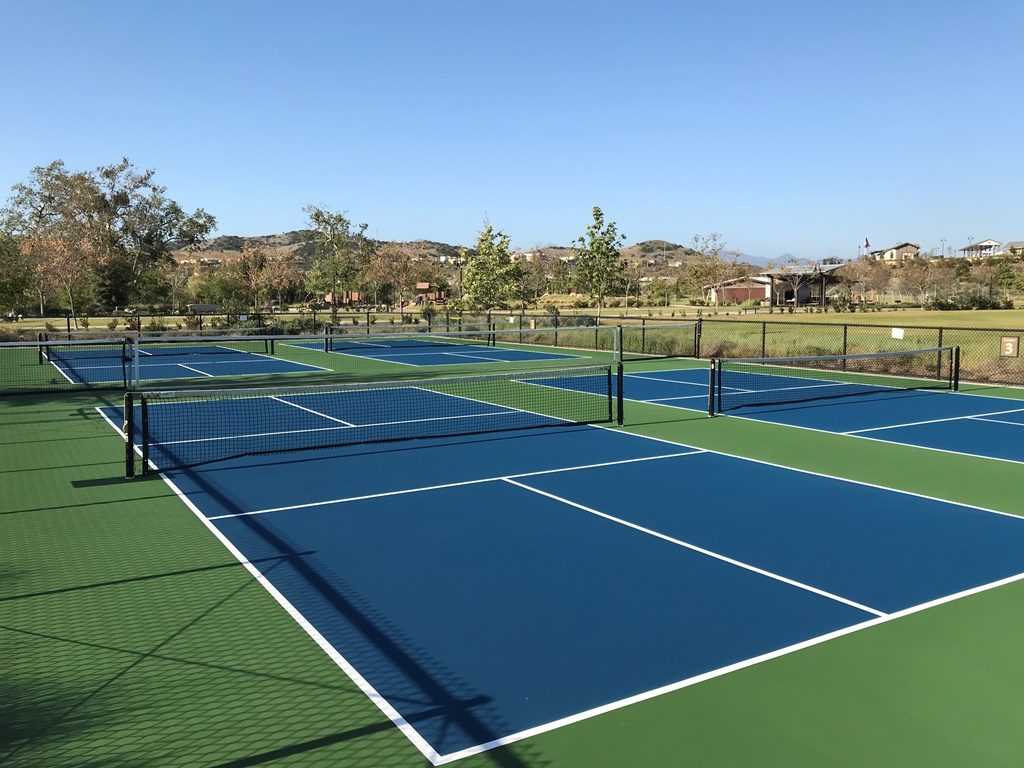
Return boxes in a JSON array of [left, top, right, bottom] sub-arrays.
[[175, 363, 215, 377], [441, 352, 511, 363], [844, 406, 1024, 435], [503, 478, 885, 617], [646, 394, 707, 402], [45, 358, 76, 384], [436, 566, 1024, 764], [970, 415, 1024, 428], [206, 450, 707, 520], [269, 395, 355, 426]]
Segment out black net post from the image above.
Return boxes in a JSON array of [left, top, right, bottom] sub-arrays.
[[615, 363, 624, 425], [124, 391, 136, 478], [953, 346, 960, 391], [707, 360, 717, 416], [65, 314, 71, 340], [140, 395, 151, 475], [641, 317, 647, 354], [695, 318, 702, 358], [37, 332, 44, 364]]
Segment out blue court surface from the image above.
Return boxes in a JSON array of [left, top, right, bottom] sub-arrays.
[[284, 337, 583, 366], [614, 367, 1024, 465], [98, 384, 1024, 763], [47, 343, 327, 384]]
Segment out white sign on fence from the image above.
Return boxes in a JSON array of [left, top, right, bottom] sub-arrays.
[[891, 327, 905, 340]]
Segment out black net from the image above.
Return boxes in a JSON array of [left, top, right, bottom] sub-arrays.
[[126, 365, 615, 474], [0, 338, 128, 393], [713, 346, 958, 414]]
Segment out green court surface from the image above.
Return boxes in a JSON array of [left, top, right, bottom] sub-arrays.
[[4, 347, 1024, 766]]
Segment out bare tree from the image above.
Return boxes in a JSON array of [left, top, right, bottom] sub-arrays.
[[687, 233, 743, 312]]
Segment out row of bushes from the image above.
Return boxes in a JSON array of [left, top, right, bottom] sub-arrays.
[[924, 294, 1014, 311]]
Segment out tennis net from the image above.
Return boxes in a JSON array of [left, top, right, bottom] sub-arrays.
[[709, 346, 960, 415], [124, 365, 619, 475]]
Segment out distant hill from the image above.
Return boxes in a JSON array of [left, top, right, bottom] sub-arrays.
[[174, 232, 766, 272]]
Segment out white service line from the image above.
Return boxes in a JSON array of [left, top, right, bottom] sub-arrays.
[[844, 406, 1024, 435], [969, 415, 1024, 428], [206, 450, 707, 520], [175, 363, 215, 377], [503, 478, 885, 618], [270, 395, 355, 426]]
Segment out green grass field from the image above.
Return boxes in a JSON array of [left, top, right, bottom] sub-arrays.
[[4, 340, 1024, 766]]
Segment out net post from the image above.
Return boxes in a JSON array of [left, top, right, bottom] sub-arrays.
[[715, 358, 723, 412], [268, 338, 276, 355], [140, 395, 151, 475], [695, 318, 702, 358], [124, 391, 136, 478], [37, 332, 44, 365], [614, 325, 622, 364], [953, 346, 960, 391], [120, 340, 129, 389], [707, 360, 716, 416], [641, 316, 646, 354], [616, 362, 624, 425], [66, 314, 71, 340], [132, 339, 141, 388]]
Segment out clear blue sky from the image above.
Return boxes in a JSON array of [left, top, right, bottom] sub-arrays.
[[2, 0, 1021, 260]]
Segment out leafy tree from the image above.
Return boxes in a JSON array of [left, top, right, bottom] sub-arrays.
[[232, 241, 271, 313], [164, 261, 194, 312], [460, 222, 523, 310], [0, 234, 30, 311], [303, 206, 368, 320], [549, 258, 575, 294], [572, 207, 625, 320], [2, 159, 215, 310], [686, 233, 742, 312], [21, 234, 97, 325], [622, 260, 647, 306]]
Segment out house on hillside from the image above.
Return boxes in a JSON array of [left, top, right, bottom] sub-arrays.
[[703, 276, 772, 304], [868, 243, 920, 262], [959, 239, 1001, 259], [999, 241, 1024, 256]]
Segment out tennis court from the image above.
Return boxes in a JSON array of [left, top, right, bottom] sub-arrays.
[[43, 338, 327, 384], [7, 333, 1024, 767], [89, 364, 1024, 763], [286, 335, 585, 367], [609, 356, 1024, 464]]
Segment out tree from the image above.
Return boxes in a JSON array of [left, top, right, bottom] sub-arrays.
[[460, 222, 523, 310], [0, 234, 31, 311], [382, 248, 417, 316], [2, 159, 215, 310], [303, 206, 368, 320], [687, 233, 742, 312], [622, 260, 647, 306], [22, 234, 97, 325], [230, 241, 271, 313], [572, 207, 625, 320], [549, 258, 575, 294], [771, 262, 819, 309], [164, 261, 194, 312]]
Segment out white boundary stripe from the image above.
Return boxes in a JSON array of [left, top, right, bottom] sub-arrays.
[[436, 567, 1024, 764], [47, 357, 76, 384], [176, 363, 215, 377], [503, 478, 885, 617], [92, 405, 1024, 765], [971, 415, 1024, 428], [206, 450, 707, 520], [92, 406, 444, 763], [844, 406, 1024, 434], [270, 395, 355, 426]]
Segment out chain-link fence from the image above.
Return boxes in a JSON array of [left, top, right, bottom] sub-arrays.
[[697, 318, 1024, 386]]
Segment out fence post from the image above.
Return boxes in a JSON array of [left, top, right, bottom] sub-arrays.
[[616, 361, 624, 425], [641, 317, 646, 354], [937, 327, 944, 376], [842, 324, 848, 370], [65, 314, 71, 340], [760, 322, 767, 357], [695, 317, 702, 358], [519, 312, 524, 343], [554, 313, 559, 345]]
